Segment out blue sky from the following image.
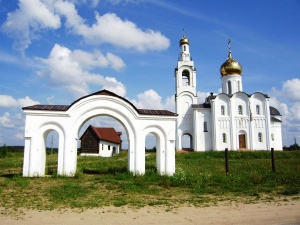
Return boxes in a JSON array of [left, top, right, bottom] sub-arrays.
[[0, 0, 299, 148]]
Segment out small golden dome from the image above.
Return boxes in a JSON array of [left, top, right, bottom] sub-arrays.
[[220, 51, 242, 76], [180, 35, 189, 46]]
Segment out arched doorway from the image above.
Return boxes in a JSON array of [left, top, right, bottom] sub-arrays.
[[238, 131, 247, 150], [182, 133, 193, 150]]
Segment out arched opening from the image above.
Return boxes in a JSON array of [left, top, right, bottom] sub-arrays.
[[182, 133, 192, 150], [78, 115, 128, 156], [76, 115, 129, 174], [142, 127, 166, 175], [145, 133, 157, 172], [182, 70, 190, 86], [44, 130, 59, 175]]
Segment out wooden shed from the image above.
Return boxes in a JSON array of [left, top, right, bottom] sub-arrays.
[[80, 125, 122, 157]]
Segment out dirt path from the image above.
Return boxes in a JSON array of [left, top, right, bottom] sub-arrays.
[[1, 200, 300, 225]]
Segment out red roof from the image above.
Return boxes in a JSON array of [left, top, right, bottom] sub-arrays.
[[83, 125, 122, 144]]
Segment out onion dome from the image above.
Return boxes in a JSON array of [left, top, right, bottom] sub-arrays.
[[180, 35, 189, 46], [220, 51, 242, 76]]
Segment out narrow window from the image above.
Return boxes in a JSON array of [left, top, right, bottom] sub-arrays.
[[256, 105, 260, 114], [271, 133, 274, 141], [108, 145, 111, 150], [102, 144, 103, 150], [258, 132, 262, 142], [221, 105, 225, 115], [237, 81, 240, 91], [222, 133, 226, 143], [183, 45, 186, 51], [228, 81, 232, 95], [204, 122, 208, 132], [238, 105, 243, 115]]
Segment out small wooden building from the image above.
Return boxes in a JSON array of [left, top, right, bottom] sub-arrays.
[[80, 125, 122, 157]]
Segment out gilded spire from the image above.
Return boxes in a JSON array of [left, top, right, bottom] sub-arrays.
[[220, 38, 242, 76]]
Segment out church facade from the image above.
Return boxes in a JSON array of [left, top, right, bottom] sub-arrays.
[[175, 36, 283, 151]]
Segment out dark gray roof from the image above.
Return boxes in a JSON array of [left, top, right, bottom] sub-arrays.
[[23, 89, 177, 116], [192, 103, 211, 109], [270, 106, 281, 116], [271, 117, 282, 123]]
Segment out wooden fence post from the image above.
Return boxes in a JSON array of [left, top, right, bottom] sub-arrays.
[[271, 148, 276, 172], [225, 148, 229, 175]]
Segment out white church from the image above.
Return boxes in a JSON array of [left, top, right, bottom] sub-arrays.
[[175, 36, 282, 151], [22, 35, 282, 177]]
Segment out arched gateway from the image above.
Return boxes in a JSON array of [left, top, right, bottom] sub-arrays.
[[22, 90, 177, 177]]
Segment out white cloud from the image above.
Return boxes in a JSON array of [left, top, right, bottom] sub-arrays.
[[0, 95, 19, 107], [53, 1, 170, 52], [37, 44, 126, 97], [15, 133, 24, 140], [106, 53, 126, 71], [1, 0, 61, 54], [0, 112, 14, 128], [18, 96, 40, 107], [290, 102, 300, 121], [131, 89, 163, 109], [197, 91, 210, 103], [130, 89, 175, 111], [0, 95, 39, 108], [282, 78, 300, 101], [47, 96, 55, 104], [3, 0, 169, 53], [268, 78, 300, 146]]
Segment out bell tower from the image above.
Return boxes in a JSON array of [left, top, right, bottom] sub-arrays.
[[175, 35, 197, 150]]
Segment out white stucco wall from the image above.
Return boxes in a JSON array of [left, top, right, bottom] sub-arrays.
[[23, 91, 177, 177]]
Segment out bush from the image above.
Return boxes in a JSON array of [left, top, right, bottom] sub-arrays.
[[0, 144, 8, 158]]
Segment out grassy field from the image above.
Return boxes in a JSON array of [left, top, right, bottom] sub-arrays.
[[0, 149, 299, 211]]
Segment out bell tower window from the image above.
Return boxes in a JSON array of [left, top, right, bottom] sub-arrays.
[[182, 70, 190, 86]]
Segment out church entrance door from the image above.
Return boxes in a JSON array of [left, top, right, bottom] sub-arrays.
[[239, 134, 246, 149]]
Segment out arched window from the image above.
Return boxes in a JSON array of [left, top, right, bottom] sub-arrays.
[[256, 105, 260, 114], [228, 81, 232, 94], [238, 105, 243, 115], [221, 105, 225, 115], [258, 132, 262, 142], [182, 70, 190, 86], [222, 133, 226, 143], [183, 45, 186, 51], [237, 81, 241, 92], [204, 121, 208, 132]]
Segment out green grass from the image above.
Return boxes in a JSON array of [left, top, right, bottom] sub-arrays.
[[0, 150, 299, 210]]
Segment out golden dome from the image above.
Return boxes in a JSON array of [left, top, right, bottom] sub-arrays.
[[180, 35, 189, 46], [220, 51, 242, 76]]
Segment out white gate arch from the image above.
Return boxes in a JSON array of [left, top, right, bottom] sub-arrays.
[[22, 90, 177, 177]]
